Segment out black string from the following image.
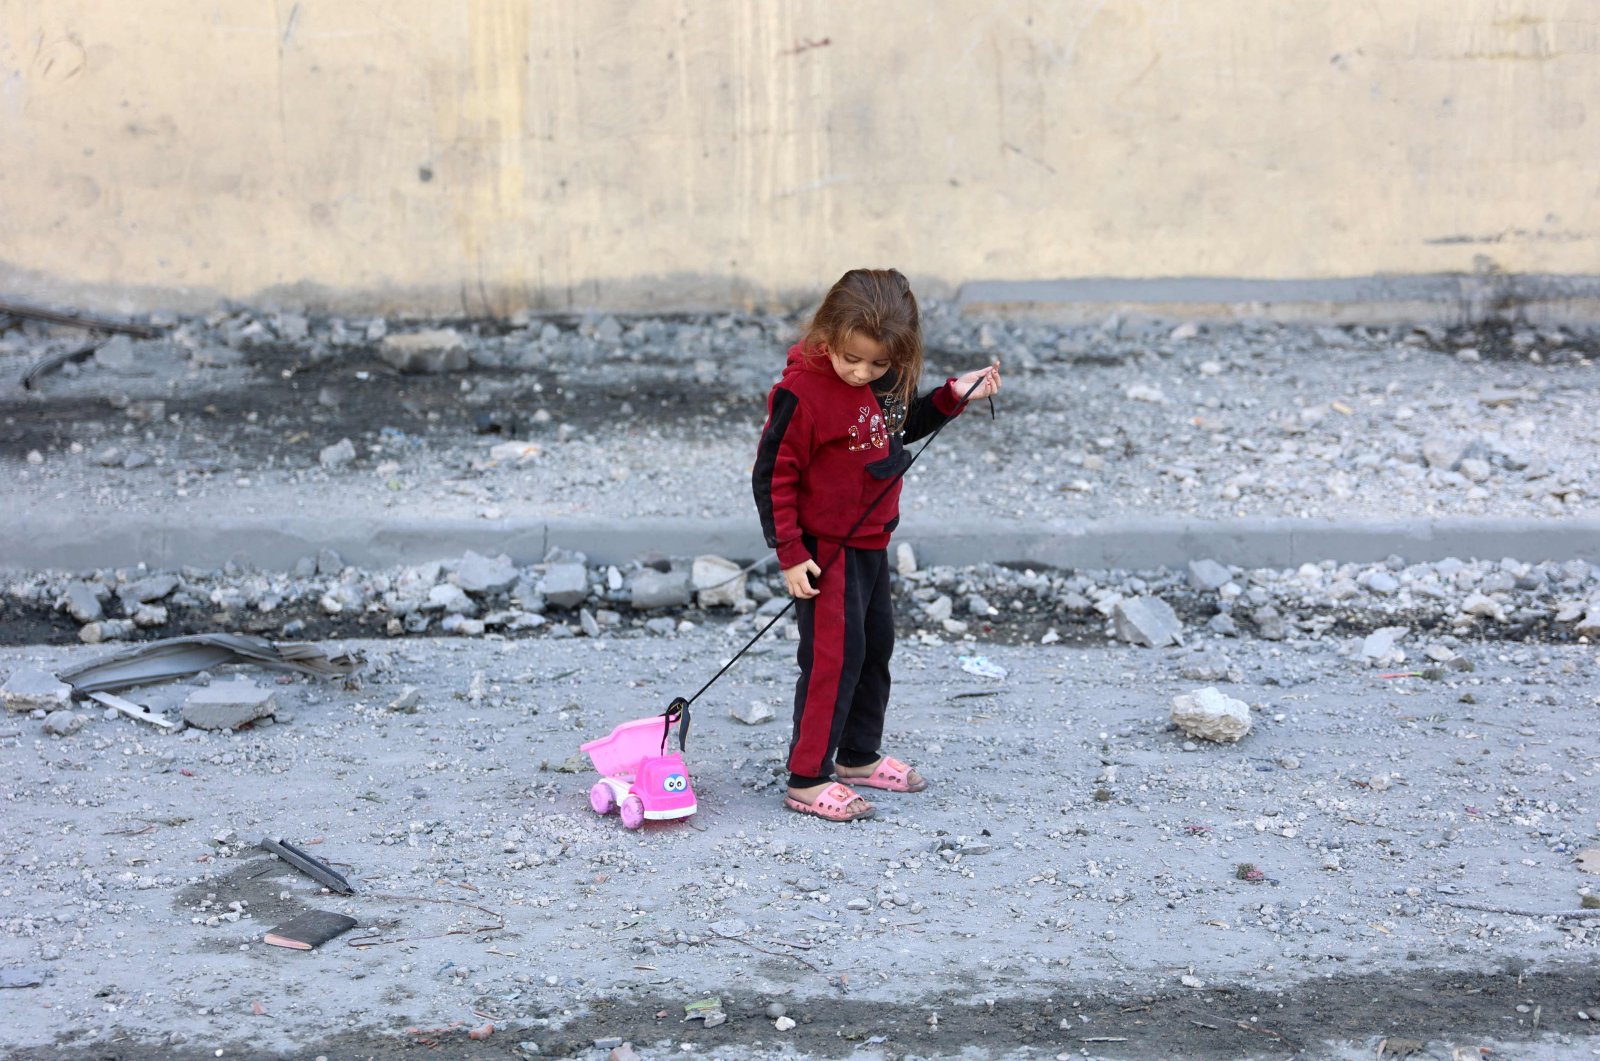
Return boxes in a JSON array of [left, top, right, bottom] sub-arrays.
[[673, 373, 995, 714]]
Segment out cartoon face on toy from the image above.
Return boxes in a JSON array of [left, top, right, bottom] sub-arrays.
[[634, 753, 698, 815]]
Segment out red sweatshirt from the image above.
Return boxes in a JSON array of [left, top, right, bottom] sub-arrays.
[[753, 343, 966, 570]]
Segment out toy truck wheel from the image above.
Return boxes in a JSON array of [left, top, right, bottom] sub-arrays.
[[620, 795, 646, 830], [590, 782, 616, 815]]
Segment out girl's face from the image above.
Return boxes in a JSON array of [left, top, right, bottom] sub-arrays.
[[824, 332, 892, 388]]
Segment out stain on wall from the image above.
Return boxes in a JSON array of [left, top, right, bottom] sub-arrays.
[[0, 0, 1595, 313]]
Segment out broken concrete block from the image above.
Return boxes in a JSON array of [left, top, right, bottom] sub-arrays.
[[579, 608, 601, 638], [1459, 591, 1506, 622], [388, 686, 421, 713], [319, 438, 356, 470], [1171, 687, 1252, 743], [542, 563, 589, 609], [182, 680, 277, 730], [1361, 626, 1409, 663], [455, 551, 519, 593], [895, 542, 917, 576], [1113, 596, 1183, 647], [693, 555, 745, 608], [61, 582, 104, 624], [1576, 607, 1600, 639], [120, 574, 179, 608], [79, 619, 135, 644], [630, 569, 693, 610], [378, 329, 469, 373], [1187, 559, 1232, 592], [425, 583, 477, 615], [42, 710, 83, 737], [731, 701, 775, 725], [2, 668, 73, 713]]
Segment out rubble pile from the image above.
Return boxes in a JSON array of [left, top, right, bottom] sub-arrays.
[[3, 548, 1596, 650]]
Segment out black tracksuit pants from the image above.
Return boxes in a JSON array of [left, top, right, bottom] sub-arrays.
[[787, 535, 894, 789]]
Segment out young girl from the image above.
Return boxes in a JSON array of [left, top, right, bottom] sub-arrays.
[[752, 268, 1001, 822]]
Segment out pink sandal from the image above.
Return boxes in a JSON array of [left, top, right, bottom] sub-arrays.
[[783, 782, 875, 822], [843, 756, 927, 793]]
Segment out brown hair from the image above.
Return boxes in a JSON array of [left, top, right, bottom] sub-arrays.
[[801, 268, 923, 408]]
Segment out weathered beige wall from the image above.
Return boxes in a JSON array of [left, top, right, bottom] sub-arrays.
[[1, 1, 1596, 314]]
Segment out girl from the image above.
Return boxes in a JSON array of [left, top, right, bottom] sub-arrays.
[[752, 268, 1001, 822]]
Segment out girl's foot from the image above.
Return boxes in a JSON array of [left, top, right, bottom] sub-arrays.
[[784, 781, 874, 821], [835, 755, 927, 793]]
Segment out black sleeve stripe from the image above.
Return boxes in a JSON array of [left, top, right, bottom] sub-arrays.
[[752, 387, 801, 548]]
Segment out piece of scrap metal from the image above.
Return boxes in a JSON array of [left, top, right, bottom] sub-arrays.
[[87, 691, 178, 730], [0, 297, 165, 338], [21, 340, 105, 390], [259, 837, 354, 895], [59, 633, 364, 696]]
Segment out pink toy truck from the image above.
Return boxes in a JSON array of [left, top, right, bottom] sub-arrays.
[[581, 714, 697, 829]]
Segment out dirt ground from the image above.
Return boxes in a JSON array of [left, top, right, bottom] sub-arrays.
[[2, 310, 1599, 1059], [2, 631, 1598, 1060]]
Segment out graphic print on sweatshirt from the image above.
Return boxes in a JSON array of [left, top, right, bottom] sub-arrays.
[[845, 405, 888, 452]]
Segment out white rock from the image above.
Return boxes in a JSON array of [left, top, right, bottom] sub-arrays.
[[895, 542, 917, 576], [2, 668, 73, 714], [693, 555, 745, 608], [1170, 687, 1252, 743]]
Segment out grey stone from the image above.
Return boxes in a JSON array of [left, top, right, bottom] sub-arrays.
[[1170, 687, 1252, 743], [730, 701, 776, 725], [182, 681, 277, 730], [1112, 596, 1183, 647], [542, 563, 590, 609], [2, 668, 73, 714], [316, 548, 345, 576], [132, 604, 168, 628], [1575, 608, 1600, 638], [579, 608, 601, 638], [61, 582, 104, 623], [1362, 626, 1409, 662], [79, 619, 135, 643], [644, 617, 678, 636], [425, 584, 477, 615], [627, 569, 691, 611], [693, 555, 745, 608], [1366, 571, 1400, 595], [1207, 613, 1238, 636], [1188, 559, 1232, 591], [319, 438, 356, 470], [378, 329, 470, 373], [42, 710, 82, 737], [923, 596, 954, 623], [121, 574, 179, 606], [1251, 605, 1287, 641], [1422, 437, 1462, 469], [455, 551, 518, 593], [895, 542, 917, 575]]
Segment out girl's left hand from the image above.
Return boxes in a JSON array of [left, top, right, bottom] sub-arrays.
[[953, 360, 1001, 402]]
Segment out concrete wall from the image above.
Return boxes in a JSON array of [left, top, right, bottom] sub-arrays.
[[1, 1, 1597, 316]]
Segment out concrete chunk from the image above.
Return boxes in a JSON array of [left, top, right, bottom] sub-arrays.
[[630, 569, 692, 610], [1361, 626, 1409, 664], [182, 680, 277, 730], [1187, 559, 1232, 591], [1171, 687, 1252, 743], [542, 562, 590, 609], [2, 668, 73, 713], [1113, 596, 1183, 647], [378, 329, 469, 373], [61, 582, 105, 623], [693, 555, 745, 608], [455, 551, 518, 593]]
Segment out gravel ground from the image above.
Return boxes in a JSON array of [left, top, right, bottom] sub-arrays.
[[1, 632, 1598, 1060], [1, 302, 1599, 1059], [1, 305, 1597, 533]]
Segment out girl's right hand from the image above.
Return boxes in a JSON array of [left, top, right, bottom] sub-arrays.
[[783, 560, 822, 599]]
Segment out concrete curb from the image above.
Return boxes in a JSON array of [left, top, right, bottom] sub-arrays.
[[957, 274, 1600, 326], [4, 513, 1597, 573]]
